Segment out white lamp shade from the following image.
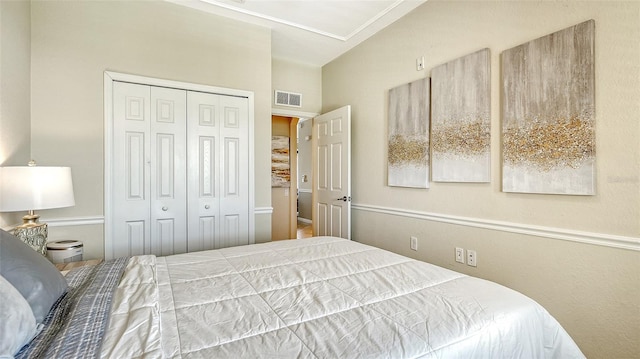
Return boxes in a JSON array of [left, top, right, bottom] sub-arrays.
[[0, 166, 75, 212]]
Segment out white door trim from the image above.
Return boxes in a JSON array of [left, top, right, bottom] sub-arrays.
[[271, 108, 319, 119], [104, 71, 255, 258]]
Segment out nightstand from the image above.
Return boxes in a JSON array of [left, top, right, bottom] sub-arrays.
[[55, 259, 103, 275]]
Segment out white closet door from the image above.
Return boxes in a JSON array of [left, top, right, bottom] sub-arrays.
[[186, 91, 220, 251], [219, 95, 250, 248], [150, 86, 187, 256], [112, 82, 152, 258], [112, 82, 188, 257], [187, 92, 250, 250]]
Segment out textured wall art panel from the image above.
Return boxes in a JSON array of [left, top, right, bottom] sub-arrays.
[[388, 78, 430, 188], [271, 136, 290, 187], [501, 20, 595, 195], [431, 48, 491, 182]]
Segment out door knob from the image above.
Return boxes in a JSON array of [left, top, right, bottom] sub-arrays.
[[205, 205, 210, 209], [162, 206, 168, 211], [336, 196, 351, 202]]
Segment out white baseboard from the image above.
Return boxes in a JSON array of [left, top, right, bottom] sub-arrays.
[[352, 203, 640, 252]]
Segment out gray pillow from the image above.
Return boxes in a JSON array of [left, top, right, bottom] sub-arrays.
[[0, 275, 41, 357], [0, 229, 68, 323]]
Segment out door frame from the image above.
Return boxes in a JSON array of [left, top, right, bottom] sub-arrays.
[[104, 71, 256, 259], [271, 108, 318, 239]]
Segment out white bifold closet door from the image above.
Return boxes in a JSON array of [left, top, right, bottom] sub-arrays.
[[111, 81, 249, 258], [186, 91, 249, 252]]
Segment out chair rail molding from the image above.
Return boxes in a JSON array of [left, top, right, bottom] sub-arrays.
[[45, 216, 105, 227], [39, 207, 273, 228], [255, 206, 274, 214], [352, 203, 640, 252]]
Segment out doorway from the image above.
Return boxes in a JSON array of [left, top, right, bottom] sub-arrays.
[[270, 110, 316, 240], [296, 119, 313, 238], [270, 106, 351, 241]]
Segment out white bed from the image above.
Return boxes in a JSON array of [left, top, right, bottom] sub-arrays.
[[98, 236, 584, 358]]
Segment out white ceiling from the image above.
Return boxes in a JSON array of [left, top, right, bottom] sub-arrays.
[[168, 0, 426, 67]]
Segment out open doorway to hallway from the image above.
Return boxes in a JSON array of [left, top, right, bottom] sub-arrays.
[[271, 115, 313, 240], [296, 118, 312, 239], [271, 111, 317, 241]]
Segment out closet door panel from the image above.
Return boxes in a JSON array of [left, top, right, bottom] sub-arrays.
[[150, 87, 187, 255], [126, 221, 146, 256], [156, 219, 176, 256], [222, 214, 240, 248], [113, 82, 151, 257], [198, 216, 217, 250], [187, 92, 220, 251], [220, 96, 250, 247], [125, 132, 146, 200], [198, 136, 217, 250]]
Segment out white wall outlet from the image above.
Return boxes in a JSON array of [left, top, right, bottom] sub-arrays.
[[410, 236, 418, 251], [455, 247, 465, 263], [416, 56, 425, 71], [467, 250, 477, 267]]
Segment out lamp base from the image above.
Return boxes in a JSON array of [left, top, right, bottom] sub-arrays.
[[13, 222, 48, 256]]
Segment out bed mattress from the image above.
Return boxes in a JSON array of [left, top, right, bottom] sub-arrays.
[[101, 236, 584, 358]]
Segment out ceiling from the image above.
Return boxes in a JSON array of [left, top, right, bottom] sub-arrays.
[[168, 0, 426, 67]]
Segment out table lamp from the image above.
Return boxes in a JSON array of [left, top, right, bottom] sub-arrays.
[[0, 161, 75, 256]]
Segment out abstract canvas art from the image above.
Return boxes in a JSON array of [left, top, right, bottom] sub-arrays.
[[431, 48, 491, 182], [502, 20, 595, 195], [388, 78, 430, 188], [271, 136, 290, 187]]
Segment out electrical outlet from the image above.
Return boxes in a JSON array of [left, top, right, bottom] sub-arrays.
[[455, 247, 465, 263], [410, 236, 418, 251], [467, 250, 477, 267]]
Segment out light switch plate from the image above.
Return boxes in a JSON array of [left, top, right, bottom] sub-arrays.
[[416, 56, 425, 71]]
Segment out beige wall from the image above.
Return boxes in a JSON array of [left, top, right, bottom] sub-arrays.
[[323, 1, 639, 358], [28, 0, 273, 257], [272, 58, 322, 114], [0, 0, 31, 228]]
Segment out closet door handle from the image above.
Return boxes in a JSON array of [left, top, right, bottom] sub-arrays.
[[204, 205, 210, 209], [162, 206, 168, 211]]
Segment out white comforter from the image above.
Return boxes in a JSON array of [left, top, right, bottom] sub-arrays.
[[101, 236, 584, 358]]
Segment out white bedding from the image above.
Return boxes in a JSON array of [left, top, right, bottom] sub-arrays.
[[101, 236, 584, 358]]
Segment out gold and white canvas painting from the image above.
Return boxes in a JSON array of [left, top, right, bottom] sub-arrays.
[[388, 78, 430, 188], [502, 20, 595, 195], [431, 48, 491, 182], [271, 136, 290, 187]]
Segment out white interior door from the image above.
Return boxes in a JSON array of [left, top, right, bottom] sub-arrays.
[[187, 92, 250, 251], [186, 91, 220, 251], [218, 95, 250, 247], [312, 105, 351, 239], [112, 82, 151, 258], [150, 86, 187, 256], [112, 82, 188, 257]]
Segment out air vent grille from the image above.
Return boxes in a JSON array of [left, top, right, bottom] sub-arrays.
[[275, 90, 302, 108]]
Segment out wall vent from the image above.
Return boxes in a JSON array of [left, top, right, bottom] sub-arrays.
[[275, 90, 302, 108]]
